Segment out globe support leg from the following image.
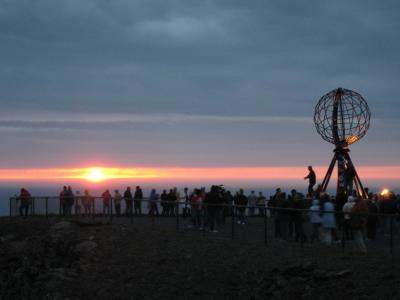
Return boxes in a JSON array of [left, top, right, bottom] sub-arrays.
[[320, 148, 368, 200], [321, 155, 336, 192]]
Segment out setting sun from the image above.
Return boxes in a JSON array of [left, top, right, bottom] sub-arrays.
[[85, 168, 108, 182]]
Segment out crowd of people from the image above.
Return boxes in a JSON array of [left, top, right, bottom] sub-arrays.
[[14, 175, 400, 254]]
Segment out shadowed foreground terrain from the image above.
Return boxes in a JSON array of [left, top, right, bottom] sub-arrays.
[[1, 217, 399, 300]]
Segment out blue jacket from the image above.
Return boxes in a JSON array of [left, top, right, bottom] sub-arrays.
[[322, 201, 336, 228], [309, 200, 322, 224]]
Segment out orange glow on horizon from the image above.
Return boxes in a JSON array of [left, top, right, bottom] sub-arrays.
[[380, 188, 390, 196], [0, 165, 400, 183]]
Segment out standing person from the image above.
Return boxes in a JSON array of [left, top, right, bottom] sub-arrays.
[[134, 186, 143, 215], [183, 187, 190, 219], [19, 188, 32, 218], [59, 186, 67, 216], [124, 187, 133, 216], [102, 189, 112, 216], [292, 194, 307, 243], [270, 188, 281, 237], [247, 191, 257, 217], [114, 189, 122, 216], [160, 189, 168, 216], [366, 197, 379, 240], [350, 196, 368, 254], [321, 193, 336, 246], [167, 189, 177, 217], [190, 189, 203, 230], [234, 189, 248, 225], [342, 196, 356, 240], [82, 189, 93, 216], [256, 192, 266, 216], [66, 186, 74, 216], [148, 189, 160, 216], [276, 192, 290, 240], [304, 166, 316, 197], [205, 186, 220, 232], [309, 199, 322, 242], [174, 187, 181, 216], [74, 191, 82, 216]]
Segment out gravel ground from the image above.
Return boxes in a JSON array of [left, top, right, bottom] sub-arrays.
[[1, 216, 399, 300]]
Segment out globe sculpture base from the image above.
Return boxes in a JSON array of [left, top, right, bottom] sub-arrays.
[[320, 146, 368, 200]]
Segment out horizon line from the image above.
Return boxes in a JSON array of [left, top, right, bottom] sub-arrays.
[[1, 165, 400, 182]]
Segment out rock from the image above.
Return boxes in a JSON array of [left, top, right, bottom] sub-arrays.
[[8, 240, 28, 253], [50, 221, 73, 231], [74, 241, 98, 255], [1, 234, 16, 242], [335, 269, 353, 278]]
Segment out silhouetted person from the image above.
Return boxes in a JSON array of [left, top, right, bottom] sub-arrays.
[[234, 189, 248, 225], [114, 189, 122, 216], [205, 186, 221, 232], [59, 186, 68, 216], [148, 189, 159, 216], [65, 186, 74, 216], [350, 196, 368, 254], [304, 166, 316, 197], [190, 189, 203, 229], [167, 189, 177, 216], [82, 189, 93, 216], [276, 192, 289, 240], [366, 197, 379, 240], [102, 189, 112, 216], [270, 188, 281, 237], [183, 187, 190, 218], [161, 189, 168, 216], [19, 188, 32, 218], [256, 192, 266, 216], [247, 190, 257, 217], [134, 186, 143, 215], [292, 194, 307, 243], [124, 187, 133, 216], [74, 191, 82, 216], [342, 196, 356, 240]]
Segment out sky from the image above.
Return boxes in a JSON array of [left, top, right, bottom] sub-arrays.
[[0, 0, 400, 187]]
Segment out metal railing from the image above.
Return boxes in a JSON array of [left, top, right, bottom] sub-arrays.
[[8, 196, 400, 257]]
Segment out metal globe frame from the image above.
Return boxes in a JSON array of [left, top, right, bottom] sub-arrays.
[[314, 87, 371, 199]]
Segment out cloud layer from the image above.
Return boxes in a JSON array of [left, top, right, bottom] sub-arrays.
[[1, 0, 399, 171]]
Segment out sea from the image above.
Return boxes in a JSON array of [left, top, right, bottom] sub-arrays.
[[1, 181, 397, 216]]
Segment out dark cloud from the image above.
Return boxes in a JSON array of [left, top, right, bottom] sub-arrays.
[[0, 0, 399, 167]]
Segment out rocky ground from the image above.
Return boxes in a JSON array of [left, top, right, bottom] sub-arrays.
[[1, 217, 399, 300]]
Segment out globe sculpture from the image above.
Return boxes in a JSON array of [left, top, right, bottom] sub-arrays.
[[314, 87, 371, 199]]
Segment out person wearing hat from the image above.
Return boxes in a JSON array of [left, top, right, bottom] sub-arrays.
[[350, 196, 368, 254], [342, 196, 356, 240]]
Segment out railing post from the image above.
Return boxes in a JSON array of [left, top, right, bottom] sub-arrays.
[[58, 198, 62, 217], [231, 204, 235, 240], [390, 215, 393, 255], [151, 200, 155, 229], [32, 197, 35, 216], [110, 198, 113, 224], [264, 207, 267, 245], [46, 197, 49, 219], [176, 200, 180, 232], [130, 203, 133, 224], [9, 197, 12, 217], [203, 204, 206, 237], [92, 198, 95, 219], [341, 211, 346, 253]]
